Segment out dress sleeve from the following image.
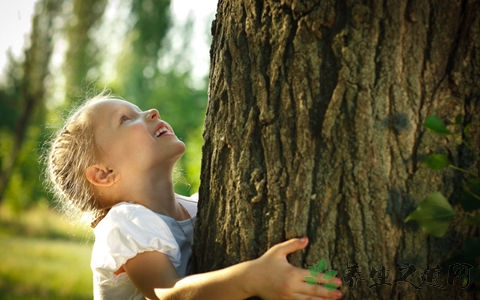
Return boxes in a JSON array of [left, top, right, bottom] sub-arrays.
[[175, 193, 198, 217], [91, 203, 181, 274]]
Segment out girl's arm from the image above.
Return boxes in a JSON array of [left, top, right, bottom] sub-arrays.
[[123, 250, 180, 299], [124, 237, 342, 300]]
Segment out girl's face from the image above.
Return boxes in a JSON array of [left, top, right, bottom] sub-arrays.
[[90, 99, 186, 174]]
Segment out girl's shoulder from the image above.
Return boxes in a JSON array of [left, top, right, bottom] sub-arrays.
[[95, 202, 171, 235], [103, 202, 151, 223], [91, 201, 181, 273]]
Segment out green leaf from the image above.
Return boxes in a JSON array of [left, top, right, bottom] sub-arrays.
[[323, 282, 339, 291], [308, 266, 318, 277], [424, 115, 451, 135], [404, 192, 455, 237], [316, 258, 327, 273], [462, 213, 480, 226], [423, 154, 450, 170], [322, 270, 338, 280], [305, 276, 317, 286], [461, 178, 480, 211]]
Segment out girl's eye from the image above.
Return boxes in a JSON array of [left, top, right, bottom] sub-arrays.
[[120, 115, 130, 124]]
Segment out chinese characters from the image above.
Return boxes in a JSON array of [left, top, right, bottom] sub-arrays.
[[342, 261, 472, 290]]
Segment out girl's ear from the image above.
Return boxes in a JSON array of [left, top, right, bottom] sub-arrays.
[[86, 164, 118, 187]]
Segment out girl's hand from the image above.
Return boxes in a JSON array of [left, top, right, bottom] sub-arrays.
[[245, 237, 342, 300]]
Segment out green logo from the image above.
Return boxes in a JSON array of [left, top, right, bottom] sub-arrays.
[[305, 258, 339, 291]]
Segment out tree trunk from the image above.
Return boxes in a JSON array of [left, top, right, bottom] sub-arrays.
[[0, 0, 61, 202], [193, 0, 479, 299], [64, 0, 107, 101]]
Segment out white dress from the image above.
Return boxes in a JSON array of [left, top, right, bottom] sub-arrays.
[[91, 194, 198, 300]]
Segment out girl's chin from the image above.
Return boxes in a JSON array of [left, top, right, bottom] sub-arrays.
[[171, 140, 187, 159], [175, 140, 186, 153]]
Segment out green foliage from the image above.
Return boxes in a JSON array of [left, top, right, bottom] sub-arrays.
[[114, 0, 173, 102], [0, 0, 207, 209], [308, 265, 318, 277], [0, 202, 93, 241], [323, 270, 338, 281], [423, 154, 450, 170], [405, 115, 479, 285], [130, 0, 171, 62], [0, 55, 22, 131], [2, 125, 49, 210], [0, 47, 29, 205], [183, 124, 205, 194], [0, 0, 63, 208], [0, 130, 13, 174], [462, 178, 480, 211], [324, 282, 340, 292], [64, 0, 108, 100], [305, 258, 339, 292], [405, 115, 480, 235], [305, 276, 317, 286], [424, 115, 452, 135], [404, 192, 455, 237], [316, 258, 327, 273]]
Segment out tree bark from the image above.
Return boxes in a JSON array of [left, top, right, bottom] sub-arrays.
[[193, 0, 479, 299]]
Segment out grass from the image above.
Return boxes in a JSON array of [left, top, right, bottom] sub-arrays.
[[0, 203, 94, 299]]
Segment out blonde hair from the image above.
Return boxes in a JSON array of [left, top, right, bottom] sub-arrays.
[[46, 92, 115, 227]]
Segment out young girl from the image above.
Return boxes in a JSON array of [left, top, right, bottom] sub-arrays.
[[46, 93, 342, 300]]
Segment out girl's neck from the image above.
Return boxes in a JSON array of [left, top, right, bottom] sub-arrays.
[[136, 176, 181, 218], [117, 168, 184, 220]]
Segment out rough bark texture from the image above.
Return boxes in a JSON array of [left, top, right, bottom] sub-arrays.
[[193, 0, 479, 299]]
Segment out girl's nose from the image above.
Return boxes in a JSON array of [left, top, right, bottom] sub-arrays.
[[146, 109, 160, 120]]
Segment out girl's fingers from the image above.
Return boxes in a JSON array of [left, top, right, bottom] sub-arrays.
[[293, 283, 342, 299], [300, 276, 342, 299], [263, 237, 343, 299], [291, 292, 342, 300], [306, 270, 342, 286], [298, 266, 343, 299], [269, 237, 309, 256]]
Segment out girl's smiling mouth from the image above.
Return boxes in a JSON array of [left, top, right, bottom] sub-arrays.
[[154, 122, 174, 138]]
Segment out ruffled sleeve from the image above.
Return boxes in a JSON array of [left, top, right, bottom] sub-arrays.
[[91, 202, 181, 275]]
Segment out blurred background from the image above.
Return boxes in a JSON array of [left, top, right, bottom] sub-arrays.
[[0, 0, 216, 298]]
